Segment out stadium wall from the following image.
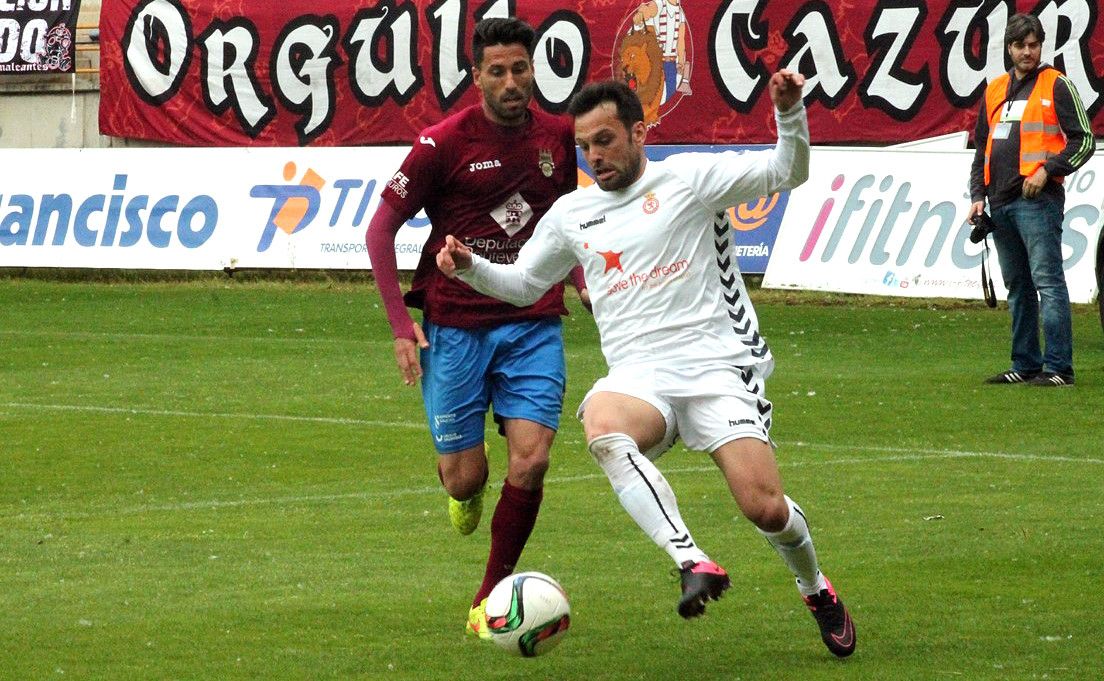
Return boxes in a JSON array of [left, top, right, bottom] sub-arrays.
[[0, 1, 112, 148]]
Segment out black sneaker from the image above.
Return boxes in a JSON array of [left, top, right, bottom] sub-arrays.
[[802, 577, 856, 658], [677, 560, 730, 618], [984, 369, 1040, 384], [1027, 371, 1074, 387]]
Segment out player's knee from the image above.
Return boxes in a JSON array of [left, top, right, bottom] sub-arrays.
[[443, 475, 484, 501], [585, 408, 666, 455], [438, 454, 489, 499], [582, 400, 638, 441], [508, 449, 549, 484], [741, 491, 788, 532], [583, 415, 619, 442], [502, 434, 550, 486]]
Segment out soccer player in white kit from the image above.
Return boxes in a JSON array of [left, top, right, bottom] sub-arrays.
[[437, 75, 856, 658]]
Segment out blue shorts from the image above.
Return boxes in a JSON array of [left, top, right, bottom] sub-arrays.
[[421, 318, 565, 454]]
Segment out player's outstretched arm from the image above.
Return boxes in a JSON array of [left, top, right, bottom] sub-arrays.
[[436, 235, 473, 278], [437, 221, 576, 308]]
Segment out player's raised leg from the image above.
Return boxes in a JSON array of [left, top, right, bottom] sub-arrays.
[[711, 438, 856, 657], [583, 391, 729, 619], [468, 420, 551, 613]]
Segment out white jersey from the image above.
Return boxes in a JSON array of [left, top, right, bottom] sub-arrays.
[[459, 105, 810, 373]]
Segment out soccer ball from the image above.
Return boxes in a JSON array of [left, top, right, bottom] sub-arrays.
[[485, 571, 571, 657]]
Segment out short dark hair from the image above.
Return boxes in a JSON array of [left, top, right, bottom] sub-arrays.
[[567, 80, 644, 129], [472, 17, 536, 67], [1005, 13, 1044, 47]]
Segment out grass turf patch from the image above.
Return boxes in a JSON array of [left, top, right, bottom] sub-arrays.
[[1, 277, 1101, 679]]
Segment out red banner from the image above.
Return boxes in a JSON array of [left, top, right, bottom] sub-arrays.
[[98, 1, 1104, 146]]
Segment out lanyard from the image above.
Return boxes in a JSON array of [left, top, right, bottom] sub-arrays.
[[1003, 68, 1037, 107]]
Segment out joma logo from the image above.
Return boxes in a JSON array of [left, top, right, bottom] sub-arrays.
[[469, 159, 502, 172]]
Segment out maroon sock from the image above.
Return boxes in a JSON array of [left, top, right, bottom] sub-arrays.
[[472, 480, 543, 606]]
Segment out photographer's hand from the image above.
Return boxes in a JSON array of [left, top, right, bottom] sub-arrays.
[[969, 200, 985, 223]]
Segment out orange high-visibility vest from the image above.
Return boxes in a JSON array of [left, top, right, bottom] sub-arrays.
[[983, 68, 1067, 185]]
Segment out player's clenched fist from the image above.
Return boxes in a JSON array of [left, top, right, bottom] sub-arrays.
[[769, 69, 805, 112], [436, 234, 473, 278]]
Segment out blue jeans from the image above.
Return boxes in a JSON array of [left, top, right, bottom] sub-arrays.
[[990, 197, 1073, 376]]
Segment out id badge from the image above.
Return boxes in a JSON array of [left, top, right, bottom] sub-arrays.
[[992, 122, 1012, 140]]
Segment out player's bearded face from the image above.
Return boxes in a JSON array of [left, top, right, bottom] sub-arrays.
[[475, 43, 534, 126], [575, 103, 647, 192]]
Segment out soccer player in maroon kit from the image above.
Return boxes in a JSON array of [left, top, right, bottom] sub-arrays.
[[365, 17, 583, 638]]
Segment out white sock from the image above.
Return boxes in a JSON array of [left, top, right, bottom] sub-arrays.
[[588, 433, 708, 566], [759, 496, 826, 595]]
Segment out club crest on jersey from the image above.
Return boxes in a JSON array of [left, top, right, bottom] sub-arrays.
[[504, 197, 525, 227], [643, 191, 659, 214], [538, 149, 555, 178], [490, 191, 532, 237]]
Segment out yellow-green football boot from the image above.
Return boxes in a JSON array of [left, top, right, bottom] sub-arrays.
[[465, 598, 491, 640], [448, 483, 485, 536]]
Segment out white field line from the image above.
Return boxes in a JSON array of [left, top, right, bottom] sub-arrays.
[[0, 452, 1044, 522], [4, 452, 1102, 522], [0, 329, 389, 346], [0, 330, 590, 358], [2, 401, 1101, 520], [4, 448, 1094, 522], [781, 441, 1104, 466], [0, 402, 425, 429], [4, 402, 1103, 466]]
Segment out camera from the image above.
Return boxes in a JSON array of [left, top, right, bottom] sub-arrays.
[[969, 211, 997, 244]]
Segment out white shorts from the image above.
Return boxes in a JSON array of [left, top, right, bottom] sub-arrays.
[[577, 361, 774, 458]]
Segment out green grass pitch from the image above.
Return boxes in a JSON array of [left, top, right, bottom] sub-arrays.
[[1, 275, 1101, 680]]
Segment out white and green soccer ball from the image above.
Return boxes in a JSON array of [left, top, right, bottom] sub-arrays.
[[485, 571, 571, 657]]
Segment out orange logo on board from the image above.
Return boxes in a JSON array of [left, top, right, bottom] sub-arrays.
[[729, 194, 780, 231]]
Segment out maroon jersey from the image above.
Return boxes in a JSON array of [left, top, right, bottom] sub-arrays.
[[381, 104, 577, 328]]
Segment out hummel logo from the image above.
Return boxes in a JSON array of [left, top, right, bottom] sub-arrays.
[[579, 216, 606, 230], [419, 136, 436, 147], [670, 533, 695, 549], [728, 419, 755, 427]]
